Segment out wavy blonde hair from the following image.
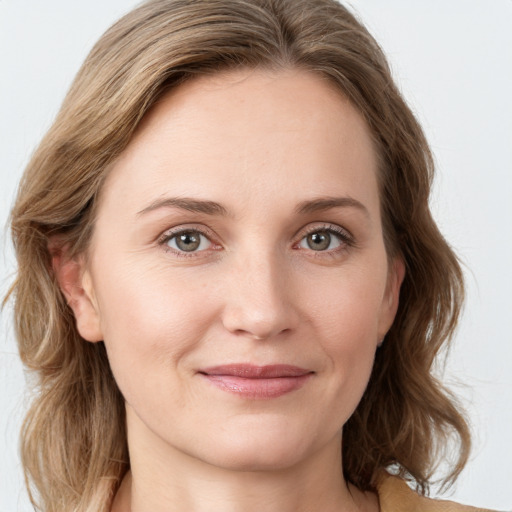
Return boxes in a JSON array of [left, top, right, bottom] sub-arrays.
[[7, 0, 470, 510]]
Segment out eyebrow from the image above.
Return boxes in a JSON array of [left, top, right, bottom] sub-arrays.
[[137, 195, 369, 218], [295, 196, 370, 218], [137, 197, 229, 217]]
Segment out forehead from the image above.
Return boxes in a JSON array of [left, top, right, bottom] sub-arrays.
[[100, 67, 380, 219]]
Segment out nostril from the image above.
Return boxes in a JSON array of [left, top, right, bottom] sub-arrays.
[[220, 279, 300, 340], [232, 326, 292, 341]]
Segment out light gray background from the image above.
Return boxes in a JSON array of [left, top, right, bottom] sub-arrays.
[[1, 1, 511, 511]]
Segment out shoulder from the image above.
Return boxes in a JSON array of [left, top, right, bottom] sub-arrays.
[[376, 473, 495, 512]]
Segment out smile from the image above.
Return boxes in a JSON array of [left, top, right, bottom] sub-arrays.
[[198, 364, 314, 399]]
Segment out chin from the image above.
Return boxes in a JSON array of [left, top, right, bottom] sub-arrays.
[[187, 420, 321, 472], [201, 443, 307, 472]]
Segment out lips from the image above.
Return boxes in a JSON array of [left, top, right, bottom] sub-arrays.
[[198, 364, 314, 399]]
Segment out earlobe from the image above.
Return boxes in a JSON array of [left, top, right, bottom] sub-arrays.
[[49, 239, 103, 343]]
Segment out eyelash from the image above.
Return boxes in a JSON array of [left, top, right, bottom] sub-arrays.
[[295, 224, 355, 256], [158, 225, 220, 259], [157, 223, 355, 258]]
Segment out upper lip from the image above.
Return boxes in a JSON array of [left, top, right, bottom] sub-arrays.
[[199, 364, 313, 378]]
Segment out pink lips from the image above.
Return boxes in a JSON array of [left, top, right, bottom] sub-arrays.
[[198, 364, 313, 399]]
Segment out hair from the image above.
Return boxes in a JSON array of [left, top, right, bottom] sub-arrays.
[[6, 0, 470, 510]]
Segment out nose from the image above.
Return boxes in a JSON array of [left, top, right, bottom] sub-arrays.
[[221, 251, 299, 340]]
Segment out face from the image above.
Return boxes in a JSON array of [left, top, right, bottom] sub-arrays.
[[67, 68, 403, 471]]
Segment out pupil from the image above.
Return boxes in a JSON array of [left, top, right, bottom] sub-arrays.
[[177, 232, 200, 251], [307, 231, 330, 251]]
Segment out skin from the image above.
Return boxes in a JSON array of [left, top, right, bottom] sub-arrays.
[[55, 68, 404, 512]]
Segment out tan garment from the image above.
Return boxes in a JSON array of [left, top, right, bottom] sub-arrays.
[[378, 474, 496, 512]]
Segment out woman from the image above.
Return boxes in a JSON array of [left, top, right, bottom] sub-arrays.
[[5, 0, 497, 511]]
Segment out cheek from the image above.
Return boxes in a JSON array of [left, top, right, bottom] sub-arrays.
[[305, 264, 386, 396], [91, 256, 219, 399], [308, 262, 385, 344]]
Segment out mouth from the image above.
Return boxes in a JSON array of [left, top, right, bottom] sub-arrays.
[[198, 364, 314, 399]]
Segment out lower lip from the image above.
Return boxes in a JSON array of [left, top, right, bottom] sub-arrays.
[[200, 374, 312, 399]]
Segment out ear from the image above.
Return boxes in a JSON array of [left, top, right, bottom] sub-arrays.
[[377, 256, 405, 340], [49, 238, 103, 343]]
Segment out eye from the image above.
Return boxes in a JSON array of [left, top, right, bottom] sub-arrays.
[[165, 230, 212, 253], [297, 227, 350, 252]]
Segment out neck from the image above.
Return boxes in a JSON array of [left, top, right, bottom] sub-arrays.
[[111, 409, 379, 512]]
